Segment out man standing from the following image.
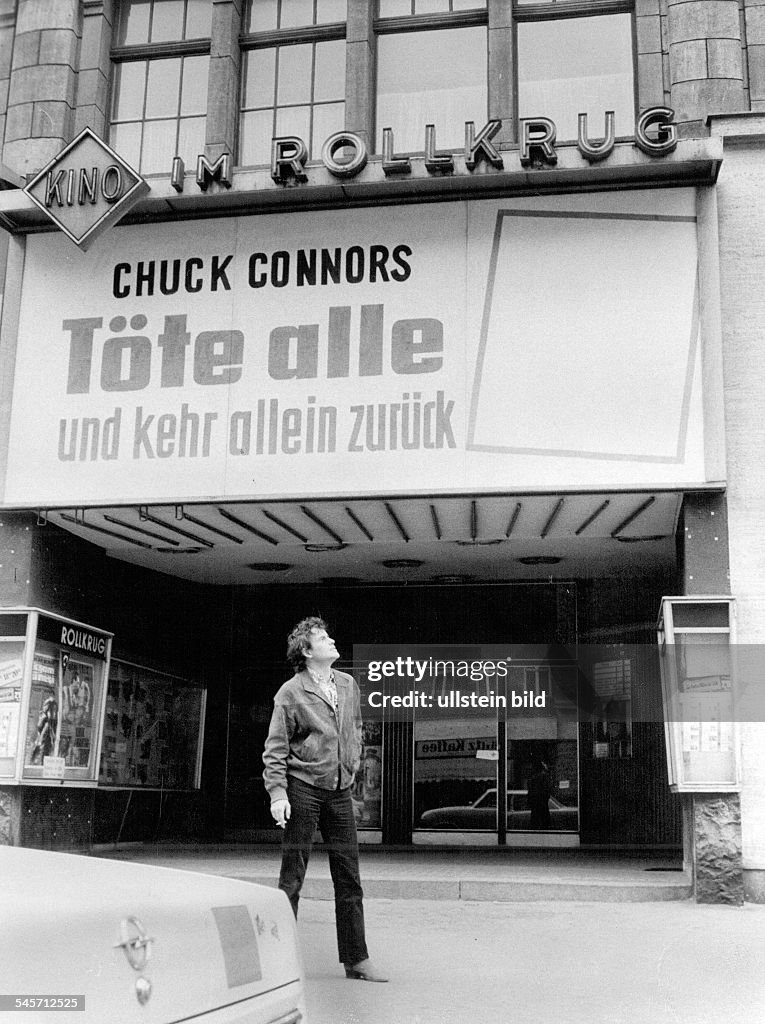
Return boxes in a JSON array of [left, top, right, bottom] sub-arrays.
[[263, 616, 387, 982]]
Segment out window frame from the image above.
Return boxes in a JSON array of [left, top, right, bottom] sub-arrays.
[[373, 5, 489, 153], [110, 1, 213, 175], [513, 0, 638, 143], [238, 9, 347, 166]]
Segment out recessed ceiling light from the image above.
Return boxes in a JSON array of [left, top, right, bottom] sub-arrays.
[[454, 539, 505, 546], [516, 556, 563, 565], [614, 535, 667, 543], [248, 562, 292, 571], [304, 543, 347, 552], [381, 558, 424, 569]]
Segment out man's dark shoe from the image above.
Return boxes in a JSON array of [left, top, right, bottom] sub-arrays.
[[344, 959, 388, 982]]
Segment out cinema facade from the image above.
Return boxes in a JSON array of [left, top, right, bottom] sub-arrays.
[[0, 0, 764, 903]]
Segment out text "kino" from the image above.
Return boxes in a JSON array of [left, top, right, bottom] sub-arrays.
[[43, 165, 128, 208]]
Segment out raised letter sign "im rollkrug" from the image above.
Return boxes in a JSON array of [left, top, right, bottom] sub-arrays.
[[170, 107, 677, 192]]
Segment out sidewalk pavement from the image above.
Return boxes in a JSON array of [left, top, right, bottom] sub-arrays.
[[94, 843, 692, 901], [298, 897, 765, 1024]]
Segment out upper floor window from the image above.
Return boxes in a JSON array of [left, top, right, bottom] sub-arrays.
[[116, 0, 212, 45], [516, 6, 635, 141], [111, 0, 211, 175], [245, 0, 346, 30], [379, 0, 485, 12], [375, 5, 488, 154], [239, 0, 346, 166]]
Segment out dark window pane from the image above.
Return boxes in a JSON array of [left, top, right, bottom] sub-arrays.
[[378, 0, 412, 14], [240, 108, 274, 164], [275, 103, 311, 143], [142, 118, 178, 172], [279, 0, 314, 28], [277, 43, 313, 105], [185, 0, 213, 37], [247, 0, 278, 31], [376, 26, 487, 153], [178, 115, 207, 164], [416, 0, 448, 13], [110, 121, 143, 169], [242, 47, 277, 108], [517, 14, 635, 141], [118, 0, 151, 45], [316, 0, 346, 22], [181, 54, 209, 114], [314, 38, 345, 102], [151, 0, 185, 42], [145, 58, 182, 118], [312, 101, 345, 153], [112, 61, 147, 121]]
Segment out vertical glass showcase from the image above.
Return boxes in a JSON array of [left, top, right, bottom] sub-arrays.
[[0, 608, 112, 785]]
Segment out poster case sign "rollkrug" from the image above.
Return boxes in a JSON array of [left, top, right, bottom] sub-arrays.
[[0, 609, 112, 786]]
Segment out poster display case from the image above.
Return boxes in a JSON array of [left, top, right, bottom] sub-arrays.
[[657, 596, 739, 792], [0, 608, 112, 786], [99, 660, 206, 789]]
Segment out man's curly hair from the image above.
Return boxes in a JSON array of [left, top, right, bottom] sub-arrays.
[[286, 616, 329, 672]]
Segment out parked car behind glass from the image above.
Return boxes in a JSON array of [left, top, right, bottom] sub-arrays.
[[418, 788, 578, 830]]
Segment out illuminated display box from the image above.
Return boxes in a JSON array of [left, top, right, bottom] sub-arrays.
[[0, 608, 112, 786], [657, 597, 739, 793]]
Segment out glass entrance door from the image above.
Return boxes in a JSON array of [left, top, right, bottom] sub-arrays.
[[412, 666, 499, 840], [504, 661, 579, 842]]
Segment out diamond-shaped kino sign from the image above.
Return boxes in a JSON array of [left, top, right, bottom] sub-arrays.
[[25, 127, 150, 251]]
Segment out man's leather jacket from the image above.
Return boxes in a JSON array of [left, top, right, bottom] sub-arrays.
[[262, 669, 363, 802]]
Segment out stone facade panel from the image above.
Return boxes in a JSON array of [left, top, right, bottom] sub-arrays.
[[205, 54, 237, 149], [748, 44, 765, 100], [39, 27, 79, 66], [79, 12, 113, 70], [672, 76, 745, 122], [745, 5, 765, 46], [32, 99, 73, 138], [707, 37, 745, 80], [11, 30, 41, 70], [638, 52, 667, 107], [16, 0, 78, 34], [637, 14, 662, 54], [8, 64, 75, 108], [668, 0, 742, 45], [345, 38, 373, 143], [77, 67, 109, 115], [692, 794, 744, 904], [488, 25, 514, 134], [0, 788, 13, 844], [636, 0, 661, 15], [3, 101, 33, 141], [73, 103, 107, 136], [670, 39, 709, 84]]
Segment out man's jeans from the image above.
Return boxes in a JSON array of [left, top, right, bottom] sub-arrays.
[[279, 777, 369, 965]]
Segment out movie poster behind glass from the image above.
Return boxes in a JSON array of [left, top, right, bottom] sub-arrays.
[[99, 661, 205, 789], [17, 612, 111, 783], [0, 643, 24, 775]]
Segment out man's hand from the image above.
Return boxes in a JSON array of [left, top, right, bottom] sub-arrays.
[[271, 798, 291, 829]]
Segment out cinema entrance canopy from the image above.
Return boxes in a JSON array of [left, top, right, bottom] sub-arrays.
[[34, 491, 682, 586]]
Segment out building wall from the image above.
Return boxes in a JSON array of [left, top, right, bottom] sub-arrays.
[[0, 0, 759, 179], [711, 125, 765, 896], [0, 0, 762, 893]]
